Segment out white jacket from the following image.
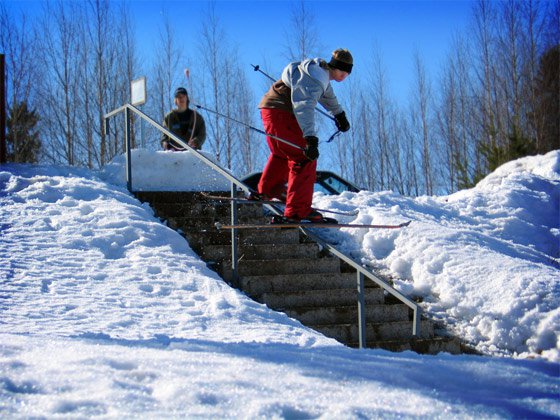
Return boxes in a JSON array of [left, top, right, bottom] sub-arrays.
[[281, 58, 343, 138]]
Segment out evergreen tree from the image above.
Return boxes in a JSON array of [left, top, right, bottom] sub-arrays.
[[533, 45, 560, 153], [478, 125, 537, 174], [7, 101, 41, 163]]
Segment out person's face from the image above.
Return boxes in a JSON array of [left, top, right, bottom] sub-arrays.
[[331, 68, 350, 82], [175, 93, 188, 110]]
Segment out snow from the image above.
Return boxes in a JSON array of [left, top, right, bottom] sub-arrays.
[[312, 151, 559, 361], [0, 149, 558, 418]]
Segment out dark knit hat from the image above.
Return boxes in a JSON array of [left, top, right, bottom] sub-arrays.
[[174, 87, 188, 97], [328, 49, 353, 74]]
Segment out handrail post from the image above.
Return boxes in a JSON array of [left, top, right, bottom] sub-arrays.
[[124, 106, 132, 192], [412, 307, 419, 336], [230, 181, 238, 285], [357, 271, 366, 348], [300, 228, 420, 339]]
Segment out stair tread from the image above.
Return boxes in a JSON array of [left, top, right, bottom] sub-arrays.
[[242, 272, 357, 279], [308, 319, 429, 327], [261, 288, 380, 296], [241, 272, 378, 288], [205, 243, 317, 249], [284, 302, 409, 311], [353, 335, 459, 345], [238, 256, 337, 263]]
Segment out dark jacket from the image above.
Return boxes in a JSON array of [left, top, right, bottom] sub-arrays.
[[161, 108, 206, 150]]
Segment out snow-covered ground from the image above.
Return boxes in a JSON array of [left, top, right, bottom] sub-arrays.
[[0, 149, 558, 418]]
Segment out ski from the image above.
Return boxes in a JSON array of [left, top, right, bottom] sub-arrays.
[[214, 220, 411, 230], [201, 192, 359, 217]]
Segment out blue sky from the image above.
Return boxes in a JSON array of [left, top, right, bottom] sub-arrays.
[[130, 0, 474, 103], [7, 0, 474, 104]]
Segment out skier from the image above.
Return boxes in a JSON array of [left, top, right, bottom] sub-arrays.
[[256, 49, 352, 222], [161, 87, 207, 151]]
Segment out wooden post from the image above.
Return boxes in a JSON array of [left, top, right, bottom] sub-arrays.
[[0, 54, 6, 164]]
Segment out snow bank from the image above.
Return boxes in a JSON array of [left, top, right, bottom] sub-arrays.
[[314, 151, 560, 360], [99, 148, 233, 191]]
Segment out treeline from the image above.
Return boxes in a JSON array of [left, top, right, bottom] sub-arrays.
[[1, 0, 558, 195], [1, 0, 260, 174], [336, 0, 559, 194]]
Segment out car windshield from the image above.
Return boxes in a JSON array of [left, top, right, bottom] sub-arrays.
[[240, 171, 359, 196], [320, 175, 352, 194]]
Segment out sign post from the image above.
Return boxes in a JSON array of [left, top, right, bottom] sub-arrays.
[[0, 54, 6, 164], [130, 77, 146, 147], [130, 77, 146, 106]]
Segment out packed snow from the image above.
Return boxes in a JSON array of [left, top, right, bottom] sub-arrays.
[[0, 149, 558, 418]]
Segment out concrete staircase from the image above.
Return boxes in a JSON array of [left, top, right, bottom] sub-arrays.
[[136, 191, 466, 354]]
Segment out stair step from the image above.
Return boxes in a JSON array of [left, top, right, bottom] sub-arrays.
[[202, 242, 320, 261], [167, 215, 266, 230], [349, 336, 463, 354], [136, 191, 224, 204], [285, 303, 410, 324], [183, 228, 301, 247], [240, 272, 377, 295], [153, 202, 263, 218], [312, 320, 435, 343], [258, 288, 385, 308], [223, 257, 340, 277]]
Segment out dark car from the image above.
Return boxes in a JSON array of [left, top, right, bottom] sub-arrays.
[[241, 171, 361, 195]]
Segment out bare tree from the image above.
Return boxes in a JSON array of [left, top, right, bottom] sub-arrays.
[[283, 0, 323, 62], [198, 3, 226, 162], [0, 5, 38, 107], [235, 67, 261, 174], [400, 116, 420, 196], [0, 3, 41, 162], [435, 31, 487, 191], [471, 0, 500, 169], [151, 13, 185, 128], [38, 0, 83, 166], [468, 0, 553, 174], [282, 0, 331, 140], [116, 2, 139, 149], [35, 0, 134, 168], [408, 52, 435, 195], [332, 77, 360, 182], [519, 0, 556, 153], [369, 50, 405, 192], [196, 2, 260, 175], [77, 14, 95, 168]]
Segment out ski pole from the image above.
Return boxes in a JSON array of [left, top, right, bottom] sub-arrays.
[[251, 63, 336, 122], [251, 64, 275, 83], [194, 103, 304, 151]]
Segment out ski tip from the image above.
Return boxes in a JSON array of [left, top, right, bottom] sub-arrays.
[[214, 222, 223, 231], [400, 220, 412, 227]]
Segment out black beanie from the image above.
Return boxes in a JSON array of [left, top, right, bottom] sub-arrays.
[[328, 49, 353, 74], [174, 87, 188, 97]]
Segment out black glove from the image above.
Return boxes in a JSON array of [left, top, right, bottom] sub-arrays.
[[188, 139, 201, 150], [334, 111, 350, 132], [304, 136, 319, 161]]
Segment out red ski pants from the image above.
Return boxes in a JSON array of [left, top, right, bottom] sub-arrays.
[[258, 108, 316, 219]]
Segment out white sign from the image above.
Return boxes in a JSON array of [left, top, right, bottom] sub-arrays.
[[130, 77, 146, 106]]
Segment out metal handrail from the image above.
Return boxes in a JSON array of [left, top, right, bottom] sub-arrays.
[[298, 229, 421, 342], [104, 103, 420, 348], [104, 104, 244, 192]]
